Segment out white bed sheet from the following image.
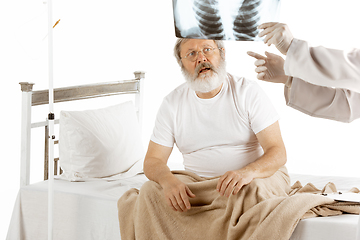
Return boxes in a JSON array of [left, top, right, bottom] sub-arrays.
[[6, 173, 360, 240], [289, 173, 360, 240], [6, 174, 149, 240]]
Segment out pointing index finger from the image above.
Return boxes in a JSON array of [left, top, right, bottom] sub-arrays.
[[247, 51, 266, 60]]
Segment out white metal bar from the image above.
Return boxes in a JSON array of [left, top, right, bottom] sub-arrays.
[[47, 0, 54, 239], [20, 91, 32, 187], [48, 119, 54, 240], [134, 71, 145, 132]]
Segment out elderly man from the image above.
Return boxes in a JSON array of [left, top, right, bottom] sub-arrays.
[[143, 38, 287, 212]]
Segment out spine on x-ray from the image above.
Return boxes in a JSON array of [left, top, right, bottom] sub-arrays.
[[192, 0, 225, 40], [233, 0, 262, 40]]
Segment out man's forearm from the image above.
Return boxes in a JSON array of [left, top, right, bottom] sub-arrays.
[[144, 158, 177, 187], [217, 144, 286, 197], [246, 120, 287, 179], [241, 145, 286, 179]]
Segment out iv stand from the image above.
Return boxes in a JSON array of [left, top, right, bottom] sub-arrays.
[[47, 0, 55, 239]]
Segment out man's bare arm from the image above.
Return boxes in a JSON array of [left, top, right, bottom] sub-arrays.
[[217, 121, 287, 197], [144, 141, 195, 212]]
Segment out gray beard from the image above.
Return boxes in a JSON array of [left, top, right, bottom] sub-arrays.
[[182, 60, 227, 93]]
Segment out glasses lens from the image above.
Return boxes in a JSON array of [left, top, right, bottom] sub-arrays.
[[186, 51, 196, 61], [185, 48, 216, 62], [203, 48, 214, 57]]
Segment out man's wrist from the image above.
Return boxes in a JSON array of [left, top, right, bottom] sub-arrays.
[[158, 171, 178, 187]]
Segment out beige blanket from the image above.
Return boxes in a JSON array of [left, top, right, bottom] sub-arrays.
[[118, 167, 360, 240]]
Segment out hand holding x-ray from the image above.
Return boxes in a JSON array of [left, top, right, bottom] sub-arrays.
[[247, 51, 288, 84], [258, 22, 294, 55]]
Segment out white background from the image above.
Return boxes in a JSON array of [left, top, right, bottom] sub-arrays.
[[1, 0, 359, 238]]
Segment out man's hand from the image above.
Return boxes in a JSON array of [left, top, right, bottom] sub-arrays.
[[162, 177, 196, 212], [144, 141, 196, 212], [216, 170, 254, 197], [258, 22, 294, 55], [247, 51, 288, 84]]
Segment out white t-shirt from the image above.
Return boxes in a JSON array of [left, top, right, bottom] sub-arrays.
[[151, 73, 279, 177]]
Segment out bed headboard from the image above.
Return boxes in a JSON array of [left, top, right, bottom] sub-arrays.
[[19, 71, 145, 187]]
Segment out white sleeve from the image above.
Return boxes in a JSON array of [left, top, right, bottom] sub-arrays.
[[284, 77, 360, 123], [150, 98, 175, 148], [245, 82, 280, 134], [284, 38, 360, 93]]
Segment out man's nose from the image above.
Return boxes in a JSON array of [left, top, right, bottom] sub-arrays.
[[197, 51, 207, 63]]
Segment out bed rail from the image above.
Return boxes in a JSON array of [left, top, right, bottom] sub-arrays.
[[19, 71, 145, 186]]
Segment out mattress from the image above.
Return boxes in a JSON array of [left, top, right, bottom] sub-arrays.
[[290, 173, 360, 240], [6, 174, 149, 240], [6, 173, 360, 240]]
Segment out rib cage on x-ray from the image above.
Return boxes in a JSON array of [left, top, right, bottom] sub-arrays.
[[192, 0, 261, 40], [193, 0, 225, 40], [233, 0, 262, 40], [173, 0, 280, 41]]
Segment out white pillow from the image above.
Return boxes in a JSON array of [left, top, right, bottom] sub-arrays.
[[59, 101, 144, 181]]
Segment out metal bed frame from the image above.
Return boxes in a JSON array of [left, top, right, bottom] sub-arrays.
[[19, 71, 145, 186]]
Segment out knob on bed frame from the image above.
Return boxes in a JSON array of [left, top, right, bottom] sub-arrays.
[[19, 82, 35, 92], [134, 71, 145, 79]]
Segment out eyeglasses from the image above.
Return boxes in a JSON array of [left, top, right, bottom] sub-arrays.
[[181, 47, 221, 62]]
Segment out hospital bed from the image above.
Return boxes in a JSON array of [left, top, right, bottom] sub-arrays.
[[6, 71, 360, 240]]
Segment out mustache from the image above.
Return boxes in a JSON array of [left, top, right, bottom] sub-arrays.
[[195, 62, 217, 75]]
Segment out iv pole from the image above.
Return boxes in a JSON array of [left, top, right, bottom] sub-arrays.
[[47, 0, 55, 239]]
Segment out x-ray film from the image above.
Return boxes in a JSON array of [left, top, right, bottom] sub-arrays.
[[173, 0, 281, 41]]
